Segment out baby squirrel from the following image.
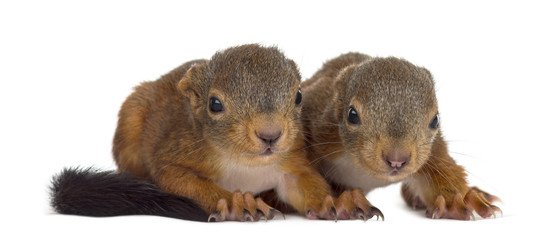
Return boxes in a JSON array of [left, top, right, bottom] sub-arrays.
[[301, 53, 501, 220], [50, 44, 368, 222]]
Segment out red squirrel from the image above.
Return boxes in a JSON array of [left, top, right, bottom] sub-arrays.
[[300, 53, 501, 220], [50, 45, 370, 221]]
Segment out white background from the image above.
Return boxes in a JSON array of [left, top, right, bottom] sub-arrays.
[[1, 0, 547, 239]]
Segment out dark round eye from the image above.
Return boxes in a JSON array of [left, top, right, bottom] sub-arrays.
[[429, 114, 439, 129], [295, 88, 302, 105], [347, 107, 360, 125], [209, 97, 224, 113]]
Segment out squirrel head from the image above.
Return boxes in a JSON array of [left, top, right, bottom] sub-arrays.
[[333, 57, 439, 182], [178, 44, 302, 166]]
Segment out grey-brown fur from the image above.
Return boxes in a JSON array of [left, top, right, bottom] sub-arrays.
[[301, 52, 500, 220]]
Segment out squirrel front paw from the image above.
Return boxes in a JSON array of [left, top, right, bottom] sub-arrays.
[[334, 189, 384, 221], [305, 189, 383, 221], [208, 191, 283, 222], [426, 187, 501, 220]]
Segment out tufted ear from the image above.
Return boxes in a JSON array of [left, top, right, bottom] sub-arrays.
[[332, 65, 357, 121], [178, 63, 208, 117]]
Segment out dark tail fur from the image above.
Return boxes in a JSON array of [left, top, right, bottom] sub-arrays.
[[50, 167, 208, 222]]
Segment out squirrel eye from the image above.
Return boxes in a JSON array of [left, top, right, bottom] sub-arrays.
[[295, 88, 302, 105], [429, 114, 439, 129], [209, 97, 224, 113], [347, 107, 360, 125]]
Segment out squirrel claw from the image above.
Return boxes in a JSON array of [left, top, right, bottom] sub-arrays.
[[208, 197, 229, 222], [257, 207, 285, 221], [242, 209, 254, 222], [353, 207, 366, 221], [207, 211, 222, 222], [330, 206, 338, 221], [367, 206, 385, 221], [254, 197, 285, 220], [270, 208, 286, 220]]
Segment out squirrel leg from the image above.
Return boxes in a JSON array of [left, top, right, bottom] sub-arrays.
[[277, 151, 336, 220], [280, 172, 337, 220], [153, 166, 279, 222], [403, 134, 501, 220], [279, 151, 375, 220]]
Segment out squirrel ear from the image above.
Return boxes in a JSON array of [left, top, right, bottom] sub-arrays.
[[178, 63, 205, 97], [178, 63, 208, 116]]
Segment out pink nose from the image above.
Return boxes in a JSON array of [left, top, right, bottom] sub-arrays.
[[256, 128, 282, 145], [383, 149, 410, 169]]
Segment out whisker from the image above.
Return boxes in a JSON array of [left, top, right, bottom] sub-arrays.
[[308, 149, 346, 168], [298, 141, 344, 152], [425, 155, 461, 193]]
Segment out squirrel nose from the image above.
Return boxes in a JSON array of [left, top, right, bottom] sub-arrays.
[[256, 128, 282, 145], [383, 149, 410, 169]]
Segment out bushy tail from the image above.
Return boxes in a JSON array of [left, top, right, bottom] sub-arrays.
[[50, 167, 208, 222]]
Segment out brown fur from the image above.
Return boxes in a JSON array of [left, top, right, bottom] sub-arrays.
[[302, 53, 500, 220], [112, 44, 343, 221]]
